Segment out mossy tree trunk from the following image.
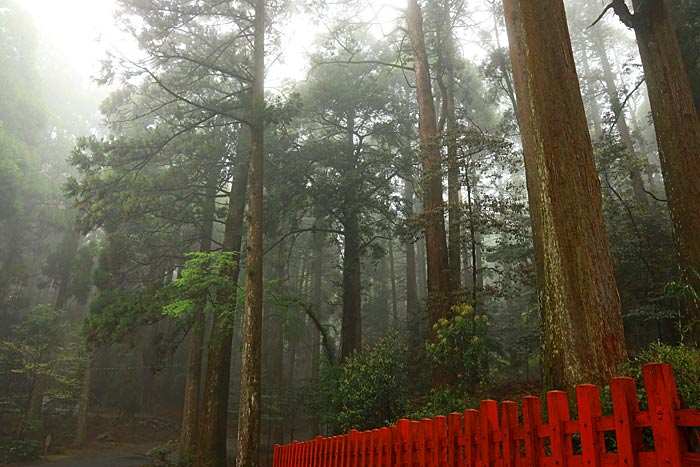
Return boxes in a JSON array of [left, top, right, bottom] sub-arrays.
[[194, 141, 249, 467], [503, 0, 627, 393], [406, 0, 453, 389], [235, 1, 265, 466]]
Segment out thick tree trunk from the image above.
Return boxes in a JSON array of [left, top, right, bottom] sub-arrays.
[[406, 0, 452, 388], [502, 0, 627, 392], [180, 171, 217, 461], [388, 240, 398, 327], [590, 31, 647, 205], [74, 349, 95, 447], [340, 206, 362, 360], [668, 0, 700, 114], [308, 234, 323, 437], [443, 22, 462, 292], [340, 112, 362, 361], [235, 1, 265, 466], [404, 178, 420, 349], [195, 145, 250, 467], [621, 0, 700, 345], [268, 247, 285, 447]]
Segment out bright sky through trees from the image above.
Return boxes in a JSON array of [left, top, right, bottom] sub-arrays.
[[20, 0, 411, 91]]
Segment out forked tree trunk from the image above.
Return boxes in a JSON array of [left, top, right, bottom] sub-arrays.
[[235, 1, 265, 466], [614, 0, 700, 345], [503, 0, 627, 392]]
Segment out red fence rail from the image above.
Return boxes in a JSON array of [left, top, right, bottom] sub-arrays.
[[273, 363, 700, 467]]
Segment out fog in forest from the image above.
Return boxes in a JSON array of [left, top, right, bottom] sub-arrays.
[[1, 0, 699, 466]]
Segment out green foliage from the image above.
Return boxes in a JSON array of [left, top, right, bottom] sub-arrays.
[[146, 442, 176, 466], [0, 439, 39, 463], [162, 251, 239, 319], [405, 388, 474, 420], [316, 332, 410, 432], [426, 304, 492, 392], [620, 342, 700, 409], [83, 291, 164, 346], [0, 305, 83, 428]]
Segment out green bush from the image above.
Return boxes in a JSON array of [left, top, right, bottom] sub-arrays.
[[426, 303, 492, 393], [0, 439, 39, 463], [315, 332, 410, 432], [620, 342, 700, 408], [405, 388, 474, 420]]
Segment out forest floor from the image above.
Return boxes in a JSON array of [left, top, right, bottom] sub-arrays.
[[8, 443, 154, 467], [5, 413, 179, 467]]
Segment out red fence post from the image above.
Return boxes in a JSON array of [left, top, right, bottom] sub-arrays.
[[522, 396, 543, 467], [381, 427, 391, 467], [316, 436, 323, 467], [610, 376, 642, 467], [479, 400, 499, 467], [350, 430, 360, 467], [577, 384, 604, 467], [643, 363, 686, 467], [547, 390, 571, 467], [391, 426, 400, 467], [412, 421, 424, 467], [464, 409, 479, 467], [293, 441, 300, 467], [448, 413, 463, 467], [399, 419, 411, 467], [422, 418, 434, 467], [500, 401, 518, 467], [342, 434, 350, 467], [434, 415, 447, 467]]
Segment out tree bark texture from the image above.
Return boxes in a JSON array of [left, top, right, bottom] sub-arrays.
[[195, 143, 249, 467], [502, 0, 627, 392], [340, 112, 362, 361], [403, 177, 421, 350], [406, 0, 452, 387], [624, 0, 700, 344], [180, 171, 217, 461], [268, 246, 285, 446], [235, 1, 265, 466], [437, 6, 462, 291], [74, 349, 95, 447], [668, 0, 700, 115]]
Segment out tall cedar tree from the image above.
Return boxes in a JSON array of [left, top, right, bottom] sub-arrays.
[[502, 0, 627, 392], [195, 145, 249, 467], [180, 171, 217, 461], [406, 0, 453, 389], [236, 0, 265, 466], [611, 0, 700, 345]]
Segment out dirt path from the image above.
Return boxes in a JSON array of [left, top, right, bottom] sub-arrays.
[[9, 444, 156, 467]]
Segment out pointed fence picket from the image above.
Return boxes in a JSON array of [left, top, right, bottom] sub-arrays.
[[273, 363, 700, 467]]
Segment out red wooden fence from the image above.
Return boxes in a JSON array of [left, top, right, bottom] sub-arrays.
[[273, 363, 700, 467]]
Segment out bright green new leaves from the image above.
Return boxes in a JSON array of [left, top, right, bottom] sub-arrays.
[[162, 251, 240, 319]]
